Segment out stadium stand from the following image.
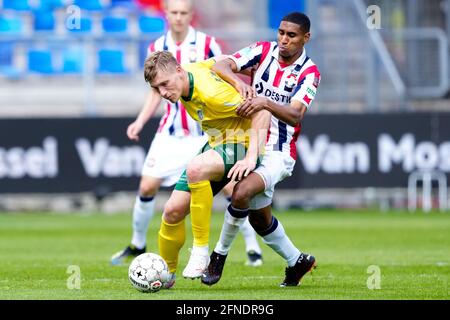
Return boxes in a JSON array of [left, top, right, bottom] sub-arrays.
[[0, 0, 448, 115]]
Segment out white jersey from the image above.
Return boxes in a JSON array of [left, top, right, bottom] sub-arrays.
[[148, 26, 222, 137], [230, 41, 320, 160]]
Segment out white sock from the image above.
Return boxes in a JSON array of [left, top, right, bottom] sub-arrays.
[[261, 217, 301, 267], [191, 245, 209, 256], [131, 196, 155, 249], [214, 205, 247, 255], [240, 218, 262, 254]]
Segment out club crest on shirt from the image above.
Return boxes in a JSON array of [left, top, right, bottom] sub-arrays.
[[285, 75, 297, 90], [284, 67, 301, 91]]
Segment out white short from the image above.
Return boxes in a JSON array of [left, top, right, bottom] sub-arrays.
[[141, 133, 207, 187], [249, 151, 295, 210]]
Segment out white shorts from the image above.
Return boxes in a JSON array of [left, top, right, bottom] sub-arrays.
[[249, 151, 295, 210], [141, 133, 207, 187]]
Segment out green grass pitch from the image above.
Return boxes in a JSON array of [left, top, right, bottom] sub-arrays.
[[0, 209, 448, 300]]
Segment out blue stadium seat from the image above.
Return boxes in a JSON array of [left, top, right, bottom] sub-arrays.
[[268, 0, 306, 29], [0, 42, 13, 66], [111, 0, 134, 6], [0, 16, 23, 34], [0, 42, 20, 78], [102, 16, 128, 33], [110, 0, 136, 9], [67, 17, 92, 33], [73, 0, 104, 11], [3, 0, 31, 11], [63, 47, 84, 73], [98, 49, 127, 73], [138, 15, 165, 33], [33, 11, 56, 31], [38, 0, 65, 10], [28, 49, 55, 74]]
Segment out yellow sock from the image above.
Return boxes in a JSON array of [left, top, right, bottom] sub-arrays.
[[158, 217, 185, 273], [188, 180, 213, 247]]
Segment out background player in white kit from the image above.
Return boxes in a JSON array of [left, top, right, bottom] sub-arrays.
[[111, 0, 263, 267]]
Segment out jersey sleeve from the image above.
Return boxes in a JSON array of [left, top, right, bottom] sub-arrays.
[[229, 41, 271, 72], [292, 65, 321, 108], [146, 36, 164, 58]]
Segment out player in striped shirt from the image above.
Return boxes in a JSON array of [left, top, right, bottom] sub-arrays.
[[202, 12, 321, 287], [111, 0, 263, 267]]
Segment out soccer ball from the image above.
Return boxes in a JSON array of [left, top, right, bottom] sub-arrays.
[[128, 253, 170, 293]]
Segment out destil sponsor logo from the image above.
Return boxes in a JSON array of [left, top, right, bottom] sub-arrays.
[[255, 82, 291, 104]]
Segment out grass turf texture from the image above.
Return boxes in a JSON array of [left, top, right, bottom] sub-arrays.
[[0, 210, 448, 300]]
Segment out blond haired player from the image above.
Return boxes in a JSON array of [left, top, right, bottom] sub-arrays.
[[111, 0, 263, 267], [143, 51, 270, 286]]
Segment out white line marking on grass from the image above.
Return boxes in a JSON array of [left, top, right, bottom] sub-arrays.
[[92, 279, 112, 282]]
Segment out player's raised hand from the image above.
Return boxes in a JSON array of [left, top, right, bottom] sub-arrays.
[[228, 158, 256, 182], [127, 121, 144, 142]]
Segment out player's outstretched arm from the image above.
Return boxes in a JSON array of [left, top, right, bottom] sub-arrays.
[[127, 88, 162, 141], [228, 110, 270, 182], [264, 99, 307, 127], [212, 58, 255, 101]]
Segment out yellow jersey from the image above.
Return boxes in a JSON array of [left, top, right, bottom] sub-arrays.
[[181, 59, 251, 147]]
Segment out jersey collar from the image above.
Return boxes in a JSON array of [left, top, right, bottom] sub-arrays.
[[167, 26, 196, 47], [182, 72, 194, 101]]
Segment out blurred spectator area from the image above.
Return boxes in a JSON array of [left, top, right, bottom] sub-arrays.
[[0, 0, 449, 118], [0, 0, 167, 116]]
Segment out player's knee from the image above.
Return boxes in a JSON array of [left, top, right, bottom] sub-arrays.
[[231, 182, 253, 207], [139, 179, 159, 197], [163, 201, 187, 224], [186, 162, 204, 183]]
